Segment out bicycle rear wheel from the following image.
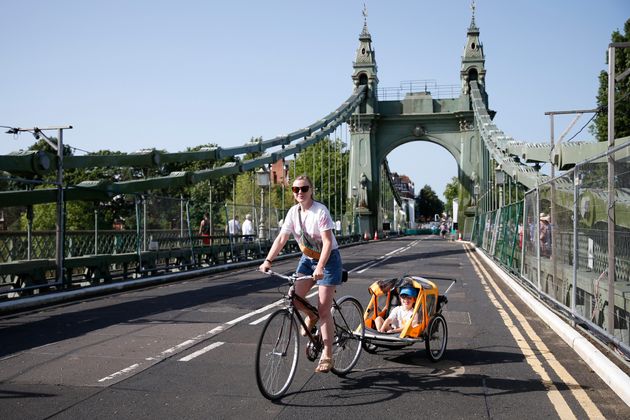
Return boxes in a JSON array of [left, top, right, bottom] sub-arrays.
[[330, 296, 365, 375], [255, 309, 299, 400]]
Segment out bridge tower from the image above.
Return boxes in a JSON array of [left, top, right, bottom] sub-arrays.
[[348, 9, 489, 234], [348, 15, 379, 236]]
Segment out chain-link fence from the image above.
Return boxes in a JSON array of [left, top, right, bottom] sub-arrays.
[[474, 140, 630, 356]]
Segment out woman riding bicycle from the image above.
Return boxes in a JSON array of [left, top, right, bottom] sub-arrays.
[[259, 174, 343, 373]]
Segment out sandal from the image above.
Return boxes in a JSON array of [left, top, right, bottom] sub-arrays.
[[300, 315, 318, 337], [315, 357, 334, 373]]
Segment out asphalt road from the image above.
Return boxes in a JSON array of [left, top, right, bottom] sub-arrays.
[[0, 236, 628, 419]]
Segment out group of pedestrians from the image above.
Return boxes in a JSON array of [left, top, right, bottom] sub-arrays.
[[198, 213, 256, 243]]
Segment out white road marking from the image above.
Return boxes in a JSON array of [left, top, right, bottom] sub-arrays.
[[249, 289, 318, 325], [145, 340, 196, 361], [98, 286, 319, 382], [250, 313, 271, 325], [178, 342, 225, 362], [357, 256, 391, 274], [98, 363, 140, 383], [350, 240, 420, 274], [385, 245, 408, 256]]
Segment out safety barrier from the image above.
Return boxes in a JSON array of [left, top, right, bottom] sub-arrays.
[[473, 141, 630, 357]]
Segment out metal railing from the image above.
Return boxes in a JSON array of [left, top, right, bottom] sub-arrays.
[[377, 80, 460, 101]]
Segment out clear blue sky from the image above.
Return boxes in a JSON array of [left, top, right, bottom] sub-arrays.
[[1, 1, 628, 199]]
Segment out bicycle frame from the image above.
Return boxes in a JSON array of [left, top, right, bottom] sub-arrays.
[[263, 270, 354, 348]]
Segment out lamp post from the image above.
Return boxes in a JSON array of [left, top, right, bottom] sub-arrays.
[[351, 186, 358, 235], [495, 165, 505, 208], [282, 162, 289, 220], [6, 125, 73, 286], [256, 167, 270, 240]]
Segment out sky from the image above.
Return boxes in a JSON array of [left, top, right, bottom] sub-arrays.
[[1, 1, 628, 200]]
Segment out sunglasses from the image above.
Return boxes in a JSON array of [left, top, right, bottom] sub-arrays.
[[291, 186, 310, 194], [400, 294, 414, 299]]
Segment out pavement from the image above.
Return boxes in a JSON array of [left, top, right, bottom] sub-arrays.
[[1, 237, 628, 408]]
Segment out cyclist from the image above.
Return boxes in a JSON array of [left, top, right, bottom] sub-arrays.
[[259, 174, 343, 373]]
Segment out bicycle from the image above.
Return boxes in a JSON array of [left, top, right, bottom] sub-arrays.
[[255, 270, 365, 400]]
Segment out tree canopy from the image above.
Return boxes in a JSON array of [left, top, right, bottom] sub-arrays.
[[415, 184, 444, 221], [592, 18, 630, 142], [443, 176, 459, 216]]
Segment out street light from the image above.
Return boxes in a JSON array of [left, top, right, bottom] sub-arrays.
[[495, 164, 505, 208], [256, 167, 270, 240], [6, 125, 72, 286], [282, 162, 289, 220]]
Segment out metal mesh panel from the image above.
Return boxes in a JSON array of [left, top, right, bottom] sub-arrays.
[[132, 195, 192, 252], [522, 191, 538, 287], [575, 161, 608, 333], [546, 172, 575, 307], [613, 147, 630, 344]]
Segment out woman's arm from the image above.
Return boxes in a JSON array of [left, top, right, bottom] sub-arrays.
[[259, 232, 290, 272], [313, 229, 333, 279]]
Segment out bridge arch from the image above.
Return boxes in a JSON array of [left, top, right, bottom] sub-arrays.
[[377, 135, 460, 167]]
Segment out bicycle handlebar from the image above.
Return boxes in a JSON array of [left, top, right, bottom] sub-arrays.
[[259, 269, 313, 283]]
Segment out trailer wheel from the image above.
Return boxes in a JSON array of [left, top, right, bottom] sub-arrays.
[[425, 314, 447, 362]]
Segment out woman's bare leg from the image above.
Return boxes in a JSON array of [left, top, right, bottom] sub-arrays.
[[318, 285, 336, 359]]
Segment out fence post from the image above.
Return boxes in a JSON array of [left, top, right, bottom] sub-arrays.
[[135, 195, 142, 272], [606, 44, 617, 335], [94, 207, 98, 255], [186, 200, 196, 266], [572, 167, 579, 319]]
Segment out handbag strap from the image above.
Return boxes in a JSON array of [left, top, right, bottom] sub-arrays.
[[297, 206, 317, 249]]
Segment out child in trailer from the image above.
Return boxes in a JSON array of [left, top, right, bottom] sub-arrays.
[[375, 286, 421, 334]]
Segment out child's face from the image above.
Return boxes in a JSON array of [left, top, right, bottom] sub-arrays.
[[400, 295, 415, 308]]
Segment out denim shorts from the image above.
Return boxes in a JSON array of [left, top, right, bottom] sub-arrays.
[[296, 248, 343, 286]]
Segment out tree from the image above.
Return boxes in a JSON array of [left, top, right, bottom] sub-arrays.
[[591, 18, 630, 142], [443, 176, 459, 216], [415, 185, 444, 221], [229, 136, 349, 223]]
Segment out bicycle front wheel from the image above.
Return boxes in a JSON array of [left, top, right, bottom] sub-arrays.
[[330, 296, 365, 375], [255, 309, 299, 400]]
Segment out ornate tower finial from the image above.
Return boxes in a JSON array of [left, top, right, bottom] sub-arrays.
[[470, 0, 477, 28], [363, 3, 368, 23]]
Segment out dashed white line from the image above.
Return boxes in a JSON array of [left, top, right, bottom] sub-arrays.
[[357, 256, 391, 273], [350, 240, 420, 274], [178, 342, 225, 362], [98, 363, 140, 383], [249, 289, 318, 325]]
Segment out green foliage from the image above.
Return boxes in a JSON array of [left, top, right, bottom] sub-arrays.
[[292, 137, 348, 219], [13, 136, 349, 233], [443, 176, 459, 215], [415, 184, 444, 221], [227, 136, 349, 221], [591, 18, 630, 142], [19, 201, 95, 230]]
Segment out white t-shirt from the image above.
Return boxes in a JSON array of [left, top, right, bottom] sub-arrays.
[[242, 219, 254, 235], [281, 202, 338, 251], [386, 305, 416, 329]]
